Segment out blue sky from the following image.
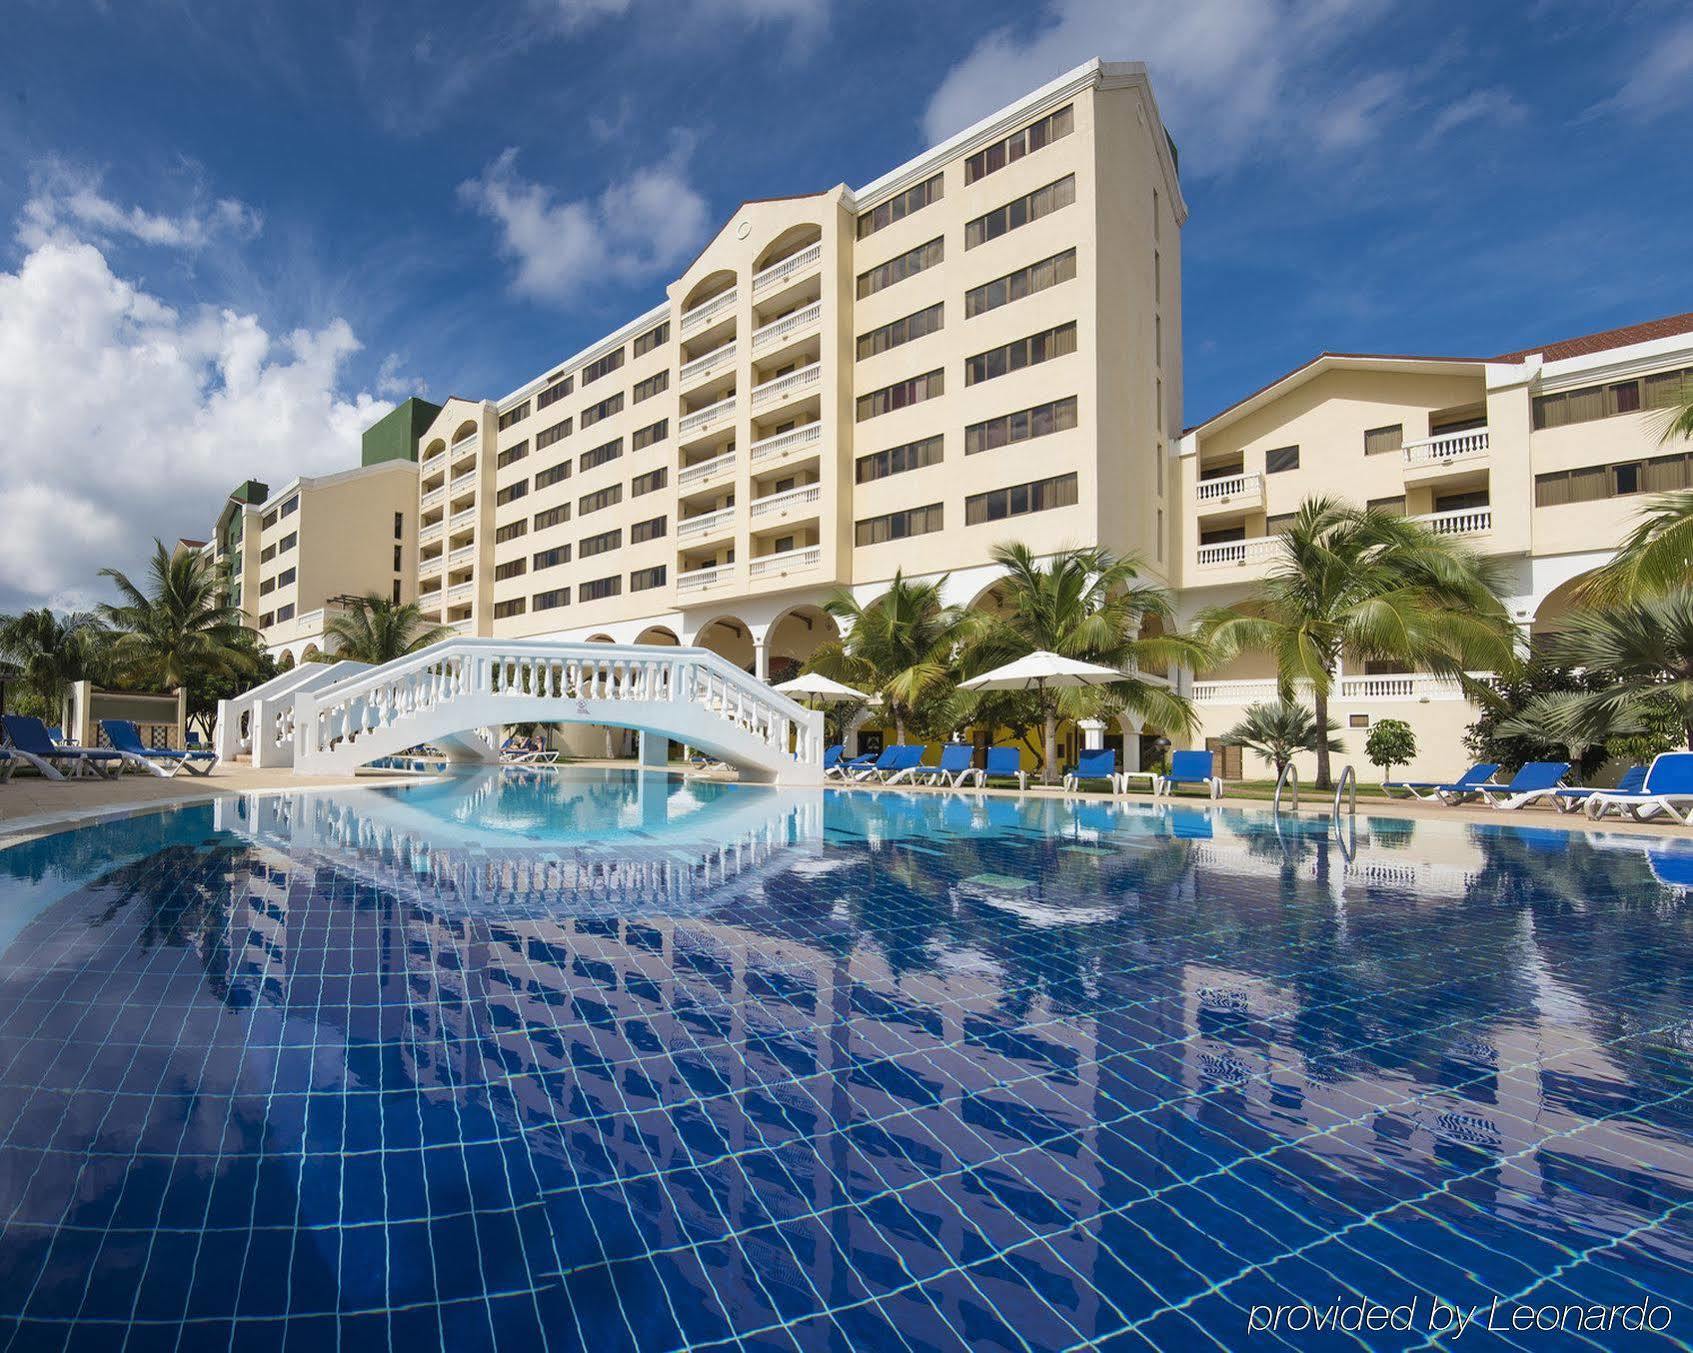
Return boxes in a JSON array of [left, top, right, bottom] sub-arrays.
[[2, 0, 1691, 610]]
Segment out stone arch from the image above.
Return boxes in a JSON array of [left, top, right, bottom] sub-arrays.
[[681, 269, 736, 311], [585, 633, 616, 644], [1530, 570, 1603, 643], [764, 603, 839, 685], [277, 650, 296, 672], [423, 437, 447, 460], [754, 224, 822, 272], [635, 625, 680, 647], [693, 616, 755, 672], [450, 420, 478, 446], [301, 644, 324, 665]]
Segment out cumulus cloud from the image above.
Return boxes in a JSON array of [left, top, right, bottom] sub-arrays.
[[18, 162, 264, 251], [0, 223, 390, 612], [458, 143, 710, 305]]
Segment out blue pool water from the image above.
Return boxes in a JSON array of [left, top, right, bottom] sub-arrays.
[[0, 769, 1690, 1351]]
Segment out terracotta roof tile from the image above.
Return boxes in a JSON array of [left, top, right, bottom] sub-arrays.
[[1493, 310, 1693, 363]]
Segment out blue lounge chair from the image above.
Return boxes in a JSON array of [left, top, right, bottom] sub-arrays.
[[1063, 748, 1119, 793], [1553, 765, 1646, 814], [1384, 762, 1499, 801], [828, 748, 879, 780], [1460, 761, 1569, 810], [980, 746, 1028, 792], [1586, 752, 1693, 824], [1157, 749, 1222, 798], [852, 744, 918, 783], [2, 715, 125, 780], [100, 720, 219, 778], [822, 745, 843, 774], [895, 743, 976, 787]]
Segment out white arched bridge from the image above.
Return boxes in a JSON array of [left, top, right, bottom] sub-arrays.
[[221, 639, 826, 785]]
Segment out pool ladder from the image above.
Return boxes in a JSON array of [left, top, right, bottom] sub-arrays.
[[1272, 762, 1299, 814], [1274, 762, 1357, 819]]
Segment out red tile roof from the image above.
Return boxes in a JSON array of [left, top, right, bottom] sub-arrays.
[[1494, 310, 1693, 363]]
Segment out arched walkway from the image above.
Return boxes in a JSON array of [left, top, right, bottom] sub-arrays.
[[635, 625, 680, 647], [764, 604, 838, 685], [693, 617, 754, 672], [754, 224, 821, 272]]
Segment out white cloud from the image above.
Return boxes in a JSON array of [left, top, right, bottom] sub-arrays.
[[1587, 16, 1693, 121], [18, 162, 263, 252], [0, 224, 389, 612], [550, 0, 827, 38], [458, 143, 710, 305], [1420, 87, 1526, 145]]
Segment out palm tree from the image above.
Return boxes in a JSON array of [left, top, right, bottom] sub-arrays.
[[807, 572, 961, 744], [324, 595, 452, 664], [960, 543, 1206, 784], [1579, 386, 1693, 603], [1199, 498, 1517, 789], [1220, 700, 1341, 780], [0, 608, 106, 719], [99, 541, 255, 692]]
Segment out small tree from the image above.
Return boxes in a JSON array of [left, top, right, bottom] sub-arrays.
[[1364, 719, 1416, 783], [1220, 700, 1340, 780]]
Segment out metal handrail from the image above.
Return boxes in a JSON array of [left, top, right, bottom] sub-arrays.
[[1273, 762, 1299, 814], [1333, 764, 1357, 818]]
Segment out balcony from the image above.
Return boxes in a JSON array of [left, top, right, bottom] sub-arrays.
[[450, 433, 479, 456], [750, 421, 822, 466], [1195, 536, 1281, 568], [750, 483, 822, 521], [422, 444, 445, 465], [448, 618, 476, 635], [1193, 472, 1263, 513], [680, 393, 736, 435], [752, 243, 821, 296], [677, 562, 734, 594], [678, 506, 735, 542], [680, 288, 737, 335], [1190, 673, 1487, 705], [1403, 428, 1490, 480], [446, 581, 474, 605], [751, 361, 820, 410], [450, 470, 477, 494], [749, 545, 822, 579], [680, 340, 736, 388], [448, 507, 477, 532], [1413, 506, 1492, 536], [419, 520, 445, 546], [678, 449, 737, 488], [448, 543, 476, 569], [421, 485, 446, 510], [752, 301, 821, 354]]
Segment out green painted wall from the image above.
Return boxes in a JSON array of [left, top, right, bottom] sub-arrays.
[[362, 397, 443, 466]]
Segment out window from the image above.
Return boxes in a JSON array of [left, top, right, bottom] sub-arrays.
[[533, 545, 571, 570], [633, 419, 668, 451], [1534, 365, 1693, 429], [392, 579, 401, 604], [580, 574, 621, 602], [964, 248, 1077, 318], [279, 532, 297, 553], [856, 434, 944, 483], [1264, 446, 1300, 474], [393, 512, 404, 539], [536, 375, 572, 411], [631, 467, 668, 496], [497, 400, 529, 430], [633, 371, 668, 403], [1368, 495, 1406, 517], [857, 370, 944, 421], [494, 559, 527, 581], [259, 612, 274, 628], [498, 440, 530, 468], [536, 463, 571, 490], [495, 520, 528, 544], [856, 237, 943, 299], [1349, 713, 1370, 729], [262, 509, 278, 529], [580, 528, 621, 558], [965, 396, 1078, 455], [533, 588, 570, 611], [965, 322, 1076, 385], [536, 418, 572, 450], [260, 545, 275, 563], [275, 603, 294, 622], [857, 172, 943, 238], [1266, 513, 1297, 533], [277, 567, 296, 587], [631, 515, 666, 543], [281, 496, 298, 517], [1155, 507, 1163, 561], [855, 503, 943, 546], [1364, 424, 1403, 456], [964, 104, 1073, 183], [581, 393, 623, 428], [392, 544, 402, 571], [496, 480, 530, 505], [630, 564, 666, 591], [582, 347, 625, 385], [579, 437, 622, 472], [856, 303, 943, 360], [1435, 489, 1490, 513], [259, 576, 275, 596], [634, 321, 669, 357], [964, 472, 1079, 525], [533, 505, 570, 531], [579, 484, 622, 515], [965, 174, 1075, 249], [494, 598, 526, 619]]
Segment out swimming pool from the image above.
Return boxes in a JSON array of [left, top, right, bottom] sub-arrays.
[[0, 769, 1689, 1350]]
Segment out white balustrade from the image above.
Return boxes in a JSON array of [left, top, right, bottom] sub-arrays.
[[446, 581, 474, 604], [450, 471, 477, 494], [749, 545, 821, 577], [1403, 428, 1490, 466], [678, 450, 737, 486], [1189, 672, 1492, 704], [419, 520, 445, 545], [1195, 536, 1281, 567], [750, 483, 822, 519], [1413, 506, 1492, 536], [678, 507, 735, 541], [1194, 472, 1262, 503], [676, 563, 732, 594], [680, 393, 737, 434], [680, 341, 735, 386], [750, 422, 822, 465], [450, 433, 479, 455], [751, 362, 820, 409], [421, 485, 446, 509], [680, 288, 737, 334], [448, 544, 476, 568], [751, 243, 821, 295], [449, 508, 477, 532], [752, 301, 821, 353]]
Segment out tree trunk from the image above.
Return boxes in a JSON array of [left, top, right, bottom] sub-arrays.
[[894, 709, 906, 744], [1043, 710, 1059, 786], [1313, 684, 1333, 790]]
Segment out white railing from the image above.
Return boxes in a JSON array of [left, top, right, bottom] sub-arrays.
[[422, 445, 445, 464], [752, 301, 822, 353], [752, 243, 821, 295], [680, 340, 735, 386], [751, 362, 820, 409], [750, 545, 821, 578], [677, 563, 733, 594], [446, 581, 474, 605], [680, 288, 737, 334], [1195, 536, 1281, 567], [1413, 507, 1492, 536], [421, 485, 446, 509], [450, 471, 477, 494], [450, 433, 479, 455], [679, 450, 737, 486], [419, 520, 444, 545], [1190, 673, 1491, 704], [1194, 472, 1262, 503], [680, 393, 737, 434], [448, 544, 476, 569], [216, 658, 370, 762], [449, 508, 477, 532], [1404, 428, 1489, 466], [750, 422, 822, 465], [448, 619, 476, 635], [678, 507, 735, 540], [290, 638, 825, 783], [750, 483, 822, 519]]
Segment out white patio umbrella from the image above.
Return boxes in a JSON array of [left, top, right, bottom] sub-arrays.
[[772, 673, 870, 702], [961, 650, 1127, 785]]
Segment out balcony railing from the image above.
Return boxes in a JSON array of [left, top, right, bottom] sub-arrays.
[[419, 521, 444, 545], [680, 393, 736, 434], [749, 545, 822, 578], [421, 485, 446, 509], [448, 508, 477, 532], [1191, 673, 1490, 704], [448, 544, 476, 569], [752, 243, 821, 296], [680, 340, 736, 387], [680, 288, 737, 335], [422, 444, 445, 464], [752, 301, 822, 353], [677, 507, 735, 541], [445, 581, 474, 605], [751, 361, 820, 409], [750, 483, 822, 519], [1413, 506, 1492, 536], [1195, 536, 1281, 567], [450, 434, 479, 455], [1194, 472, 1262, 503], [450, 471, 477, 494], [750, 421, 822, 465], [678, 450, 736, 487], [448, 618, 476, 635], [677, 563, 734, 594], [1403, 428, 1490, 466]]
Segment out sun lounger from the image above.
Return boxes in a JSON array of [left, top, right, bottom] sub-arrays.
[[1157, 749, 1222, 798], [854, 744, 923, 782], [2, 715, 125, 780], [979, 746, 1028, 791], [1062, 748, 1119, 793], [1384, 763, 1499, 801], [1585, 752, 1693, 824], [1459, 760, 1569, 810], [1552, 765, 1646, 814], [894, 743, 976, 787], [98, 720, 219, 778], [828, 748, 879, 780]]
